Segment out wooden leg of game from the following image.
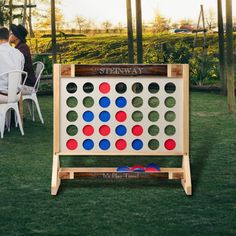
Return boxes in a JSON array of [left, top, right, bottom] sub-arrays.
[[181, 155, 192, 195], [51, 154, 61, 195]]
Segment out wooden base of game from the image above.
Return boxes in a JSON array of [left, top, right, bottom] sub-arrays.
[[51, 154, 192, 196]]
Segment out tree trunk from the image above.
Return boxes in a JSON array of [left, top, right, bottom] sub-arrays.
[[226, 0, 235, 113], [126, 0, 134, 63], [28, 0, 35, 38], [217, 0, 226, 95], [51, 0, 57, 63], [136, 0, 143, 64], [9, 0, 13, 27], [22, 0, 27, 26]]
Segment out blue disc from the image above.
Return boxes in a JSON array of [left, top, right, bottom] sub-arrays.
[[116, 97, 127, 108], [115, 125, 127, 136], [99, 111, 110, 122], [99, 139, 111, 150], [83, 139, 94, 150], [99, 97, 110, 108], [132, 139, 143, 150], [83, 111, 94, 122]]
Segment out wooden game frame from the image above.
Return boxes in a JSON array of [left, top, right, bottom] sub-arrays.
[[51, 64, 191, 196]]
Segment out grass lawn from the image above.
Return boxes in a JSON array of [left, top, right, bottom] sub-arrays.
[[0, 92, 235, 235]]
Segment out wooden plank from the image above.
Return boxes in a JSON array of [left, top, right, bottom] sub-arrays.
[[51, 64, 61, 195], [74, 64, 167, 77], [71, 64, 75, 77], [59, 167, 184, 180], [183, 64, 189, 155], [57, 152, 184, 156], [59, 167, 184, 173], [168, 64, 183, 78], [51, 154, 61, 195], [61, 172, 185, 180], [61, 64, 72, 77], [53, 64, 60, 154], [181, 155, 192, 195], [181, 65, 192, 195], [60, 172, 171, 179]]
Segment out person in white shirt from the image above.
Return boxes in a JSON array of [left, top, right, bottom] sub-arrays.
[[0, 27, 25, 103]]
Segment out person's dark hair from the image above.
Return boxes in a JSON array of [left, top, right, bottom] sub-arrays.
[[0, 27, 9, 40]]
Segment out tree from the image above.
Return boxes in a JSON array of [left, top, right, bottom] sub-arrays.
[[206, 7, 216, 30], [153, 11, 170, 33], [0, 0, 7, 26], [226, 0, 235, 113], [217, 0, 226, 94], [35, 4, 64, 31], [126, 0, 134, 63], [34, 0, 64, 31], [75, 16, 86, 33], [136, 0, 143, 63], [83, 19, 93, 33], [116, 22, 123, 34], [102, 20, 112, 33]]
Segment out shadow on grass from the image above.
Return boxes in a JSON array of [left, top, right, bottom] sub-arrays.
[[191, 124, 216, 194]]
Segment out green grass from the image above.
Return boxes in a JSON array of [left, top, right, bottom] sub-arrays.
[[0, 92, 236, 235]]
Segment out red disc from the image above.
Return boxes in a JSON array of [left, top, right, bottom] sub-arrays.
[[99, 82, 110, 94], [164, 139, 176, 150], [115, 111, 127, 122], [83, 125, 94, 136], [66, 139, 78, 150], [132, 125, 143, 136], [116, 139, 127, 150], [99, 125, 111, 136]]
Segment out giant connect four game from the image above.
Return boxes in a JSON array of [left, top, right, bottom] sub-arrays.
[[51, 64, 192, 195]]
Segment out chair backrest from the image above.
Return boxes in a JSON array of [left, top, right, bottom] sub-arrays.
[[33, 61, 44, 92], [0, 70, 28, 103]]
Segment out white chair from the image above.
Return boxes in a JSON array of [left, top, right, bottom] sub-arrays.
[[0, 70, 27, 138], [22, 61, 44, 124]]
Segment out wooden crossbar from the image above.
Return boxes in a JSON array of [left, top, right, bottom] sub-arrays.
[[59, 167, 184, 180]]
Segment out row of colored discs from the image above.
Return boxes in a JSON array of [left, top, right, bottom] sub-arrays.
[[81, 110, 162, 123], [67, 82, 176, 95], [67, 110, 176, 123], [67, 96, 176, 109], [66, 138, 176, 151], [82, 125, 143, 136], [67, 124, 176, 137]]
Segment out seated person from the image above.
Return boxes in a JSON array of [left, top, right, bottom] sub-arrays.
[[0, 27, 25, 104], [9, 24, 36, 95]]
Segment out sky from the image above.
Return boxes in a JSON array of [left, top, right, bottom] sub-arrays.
[[59, 0, 236, 26]]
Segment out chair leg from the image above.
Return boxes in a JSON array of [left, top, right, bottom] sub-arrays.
[[14, 110, 18, 127], [34, 96, 44, 124], [27, 100, 32, 117], [0, 111, 6, 138], [5, 109, 11, 132], [32, 100, 35, 122], [14, 106, 24, 136]]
